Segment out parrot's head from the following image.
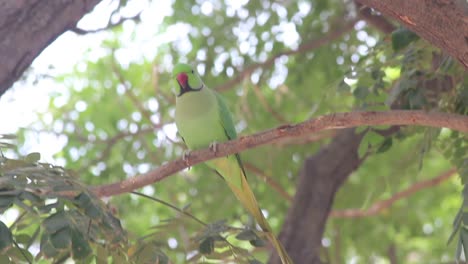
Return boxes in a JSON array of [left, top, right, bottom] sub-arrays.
[[173, 63, 204, 96]]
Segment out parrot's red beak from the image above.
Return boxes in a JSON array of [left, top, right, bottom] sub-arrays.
[[176, 73, 189, 91]]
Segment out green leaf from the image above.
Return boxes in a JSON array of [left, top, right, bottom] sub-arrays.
[[199, 237, 214, 255], [391, 28, 419, 51], [355, 126, 368, 134], [365, 131, 385, 146], [14, 234, 32, 245], [38, 202, 61, 214], [0, 195, 16, 212], [461, 227, 468, 262], [358, 139, 369, 159], [358, 131, 386, 158], [448, 207, 462, 245], [249, 237, 266, 247], [50, 227, 71, 249], [235, 229, 258, 241], [25, 152, 41, 163], [7, 246, 33, 263], [71, 228, 92, 259], [74, 192, 101, 219], [371, 69, 384, 80], [20, 191, 42, 205], [0, 221, 13, 252], [456, 235, 463, 260], [377, 137, 393, 153], [43, 211, 69, 234], [249, 259, 264, 264], [337, 80, 351, 93], [40, 233, 59, 258], [353, 86, 369, 100]]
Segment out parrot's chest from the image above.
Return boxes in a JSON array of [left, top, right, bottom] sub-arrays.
[[175, 90, 226, 150]]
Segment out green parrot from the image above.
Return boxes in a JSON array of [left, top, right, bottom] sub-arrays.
[[173, 63, 293, 264]]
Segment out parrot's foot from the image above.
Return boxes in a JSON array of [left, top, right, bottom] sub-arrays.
[[209, 142, 218, 154], [182, 150, 191, 166]]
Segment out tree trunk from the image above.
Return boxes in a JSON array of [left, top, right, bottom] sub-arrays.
[[0, 0, 102, 96], [269, 129, 365, 264], [356, 0, 468, 69]]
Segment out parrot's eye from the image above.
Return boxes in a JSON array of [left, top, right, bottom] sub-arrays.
[[191, 70, 194, 73]]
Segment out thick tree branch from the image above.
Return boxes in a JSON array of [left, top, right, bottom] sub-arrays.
[[330, 168, 457, 218], [92, 110, 468, 197], [0, 0, 102, 96], [356, 0, 468, 68]]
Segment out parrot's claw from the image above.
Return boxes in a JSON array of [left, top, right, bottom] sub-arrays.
[[182, 150, 191, 165], [209, 142, 218, 154]]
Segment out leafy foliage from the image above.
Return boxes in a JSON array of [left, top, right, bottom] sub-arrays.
[[0, 145, 126, 262]]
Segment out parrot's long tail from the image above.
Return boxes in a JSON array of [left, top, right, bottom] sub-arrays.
[[226, 173, 294, 264], [265, 232, 293, 264]]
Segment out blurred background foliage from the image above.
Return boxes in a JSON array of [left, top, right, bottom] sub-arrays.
[[0, 0, 467, 263]]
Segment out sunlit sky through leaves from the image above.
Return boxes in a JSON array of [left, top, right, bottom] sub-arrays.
[[0, 0, 312, 164]]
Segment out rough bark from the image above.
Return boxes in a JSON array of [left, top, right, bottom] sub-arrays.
[[269, 129, 364, 263], [0, 0, 102, 96], [92, 110, 468, 197], [356, 0, 468, 69]]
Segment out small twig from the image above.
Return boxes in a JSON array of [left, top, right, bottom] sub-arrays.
[[251, 85, 288, 124], [92, 110, 468, 197], [244, 162, 293, 202], [131, 191, 207, 226], [330, 168, 457, 218]]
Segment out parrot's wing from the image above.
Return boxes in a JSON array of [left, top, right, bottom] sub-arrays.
[[214, 91, 248, 179], [214, 91, 237, 140]]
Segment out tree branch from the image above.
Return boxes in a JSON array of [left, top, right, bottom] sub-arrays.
[[330, 168, 457, 218], [0, 0, 102, 96], [251, 84, 288, 124], [92, 110, 468, 197]]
